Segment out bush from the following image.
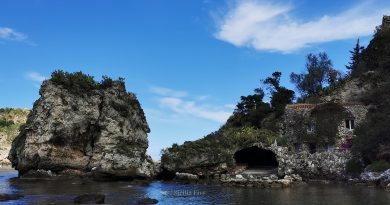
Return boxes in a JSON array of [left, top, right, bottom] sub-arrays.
[[50, 70, 127, 95], [50, 70, 98, 95], [0, 108, 29, 144], [0, 119, 14, 128], [346, 159, 364, 177], [366, 160, 390, 172], [100, 75, 114, 88]]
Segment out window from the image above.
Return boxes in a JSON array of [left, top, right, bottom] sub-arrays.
[[345, 119, 355, 130]]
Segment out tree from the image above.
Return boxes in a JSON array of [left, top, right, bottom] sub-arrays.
[[290, 52, 336, 98], [227, 88, 271, 128], [346, 39, 364, 72], [263, 72, 295, 116], [235, 88, 265, 115]]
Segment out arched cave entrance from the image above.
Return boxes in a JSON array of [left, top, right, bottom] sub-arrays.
[[234, 147, 278, 169]]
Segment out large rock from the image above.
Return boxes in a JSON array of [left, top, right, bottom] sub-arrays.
[[8, 78, 155, 179], [360, 169, 390, 188]]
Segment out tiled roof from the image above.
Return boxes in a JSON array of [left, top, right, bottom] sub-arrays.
[[286, 102, 364, 110], [285, 104, 317, 110]]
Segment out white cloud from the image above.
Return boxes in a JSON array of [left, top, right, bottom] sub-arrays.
[[215, 0, 390, 52], [150, 86, 188, 98], [158, 97, 231, 123], [26, 72, 47, 82], [0, 27, 28, 42], [224, 104, 236, 109], [196, 95, 209, 101], [149, 86, 232, 123]]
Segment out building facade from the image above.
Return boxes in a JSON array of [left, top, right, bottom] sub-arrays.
[[283, 102, 368, 153]]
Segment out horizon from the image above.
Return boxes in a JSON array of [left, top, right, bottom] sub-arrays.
[[1, 0, 390, 160]]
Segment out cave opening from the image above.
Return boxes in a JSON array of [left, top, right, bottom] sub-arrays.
[[234, 147, 278, 169]]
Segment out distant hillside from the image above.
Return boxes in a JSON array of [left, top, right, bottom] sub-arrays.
[[0, 108, 29, 166]]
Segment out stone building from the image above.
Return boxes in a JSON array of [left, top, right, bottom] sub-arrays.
[[283, 102, 368, 153]]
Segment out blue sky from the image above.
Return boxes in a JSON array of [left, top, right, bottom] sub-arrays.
[[0, 0, 389, 160]]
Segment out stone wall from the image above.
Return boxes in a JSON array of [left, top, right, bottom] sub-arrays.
[[277, 147, 352, 179], [244, 143, 351, 179], [283, 103, 368, 149], [336, 104, 368, 147]]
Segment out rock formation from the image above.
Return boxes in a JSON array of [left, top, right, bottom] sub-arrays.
[[0, 108, 29, 167], [9, 73, 155, 179]]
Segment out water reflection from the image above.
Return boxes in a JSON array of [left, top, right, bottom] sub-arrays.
[[1, 170, 390, 205]]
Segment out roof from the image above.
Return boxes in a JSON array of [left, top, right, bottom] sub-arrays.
[[286, 104, 316, 110], [285, 102, 364, 110]]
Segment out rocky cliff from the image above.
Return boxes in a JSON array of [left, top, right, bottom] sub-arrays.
[[0, 108, 29, 167], [9, 72, 155, 178]]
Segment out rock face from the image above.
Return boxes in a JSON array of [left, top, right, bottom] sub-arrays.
[[320, 77, 372, 103], [0, 108, 29, 167], [360, 169, 390, 189], [9, 79, 155, 178]]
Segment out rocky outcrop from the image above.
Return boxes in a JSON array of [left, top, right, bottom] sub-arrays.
[[360, 169, 390, 189], [8, 78, 155, 179], [175, 172, 199, 181], [221, 173, 304, 188], [320, 77, 372, 103], [0, 108, 29, 167]]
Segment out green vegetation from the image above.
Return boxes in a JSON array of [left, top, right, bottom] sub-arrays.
[[0, 108, 29, 144], [162, 19, 390, 173], [161, 127, 278, 168], [366, 160, 390, 172], [346, 159, 364, 177], [226, 72, 294, 131], [263, 72, 295, 117], [162, 72, 293, 169], [346, 39, 365, 73], [290, 52, 341, 99], [0, 119, 14, 128], [226, 88, 271, 128], [289, 102, 351, 147], [310, 103, 351, 145], [50, 70, 126, 95], [353, 82, 390, 163], [351, 23, 390, 165], [49, 70, 146, 121]]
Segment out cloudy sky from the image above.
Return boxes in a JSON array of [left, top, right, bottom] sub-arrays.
[[1, 0, 389, 159]]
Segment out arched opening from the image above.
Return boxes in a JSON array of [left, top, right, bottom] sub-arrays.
[[234, 147, 278, 169]]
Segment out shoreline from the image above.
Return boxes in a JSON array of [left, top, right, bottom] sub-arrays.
[[0, 166, 15, 171], [2, 168, 390, 192]]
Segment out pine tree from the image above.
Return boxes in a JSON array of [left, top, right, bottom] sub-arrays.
[[346, 39, 364, 71]]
